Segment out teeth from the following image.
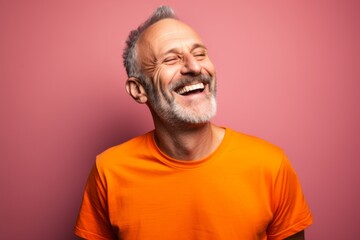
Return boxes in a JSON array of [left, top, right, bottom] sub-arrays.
[[177, 83, 205, 95]]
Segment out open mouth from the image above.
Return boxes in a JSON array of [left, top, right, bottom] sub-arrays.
[[175, 83, 205, 96]]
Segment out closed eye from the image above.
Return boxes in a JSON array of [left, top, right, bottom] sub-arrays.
[[193, 51, 207, 60], [163, 56, 179, 65]]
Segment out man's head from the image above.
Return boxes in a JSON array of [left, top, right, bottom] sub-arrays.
[[123, 6, 217, 127]]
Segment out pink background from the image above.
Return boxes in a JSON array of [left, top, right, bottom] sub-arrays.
[[1, 0, 359, 239]]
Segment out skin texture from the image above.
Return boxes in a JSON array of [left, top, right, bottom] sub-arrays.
[[136, 18, 217, 126], [126, 18, 305, 239], [126, 18, 224, 161]]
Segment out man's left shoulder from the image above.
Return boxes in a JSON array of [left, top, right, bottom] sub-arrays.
[[226, 128, 285, 162], [227, 128, 284, 153]]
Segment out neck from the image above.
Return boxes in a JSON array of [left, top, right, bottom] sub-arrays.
[[153, 121, 225, 161]]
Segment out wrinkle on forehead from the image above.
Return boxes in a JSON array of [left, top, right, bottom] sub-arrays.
[[137, 19, 204, 55], [141, 18, 201, 41], [136, 18, 205, 76]]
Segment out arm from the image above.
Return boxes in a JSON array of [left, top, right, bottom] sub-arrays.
[[75, 165, 117, 239], [284, 230, 305, 240], [267, 154, 312, 239]]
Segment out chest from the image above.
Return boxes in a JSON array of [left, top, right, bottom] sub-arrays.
[[106, 166, 273, 239]]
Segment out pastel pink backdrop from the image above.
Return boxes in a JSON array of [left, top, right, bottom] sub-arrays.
[[1, 0, 359, 239]]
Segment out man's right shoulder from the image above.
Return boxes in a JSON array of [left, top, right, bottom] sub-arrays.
[[95, 131, 153, 167]]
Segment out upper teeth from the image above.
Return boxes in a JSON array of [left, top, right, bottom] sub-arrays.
[[177, 83, 205, 95]]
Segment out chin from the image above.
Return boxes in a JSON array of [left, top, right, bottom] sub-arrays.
[[171, 96, 217, 125]]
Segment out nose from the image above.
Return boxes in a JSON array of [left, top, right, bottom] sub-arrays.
[[180, 54, 202, 76]]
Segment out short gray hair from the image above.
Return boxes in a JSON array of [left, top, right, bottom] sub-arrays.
[[122, 6, 177, 79]]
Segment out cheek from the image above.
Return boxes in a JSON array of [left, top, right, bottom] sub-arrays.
[[202, 60, 216, 76], [154, 66, 179, 89]]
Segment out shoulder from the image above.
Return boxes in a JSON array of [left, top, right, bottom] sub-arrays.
[[226, 128, 284, 158], [95, 131, 153, 168], [222, 128, 286, 174]]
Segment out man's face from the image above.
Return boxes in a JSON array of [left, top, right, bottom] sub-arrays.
[[136, 18, 217, 127]]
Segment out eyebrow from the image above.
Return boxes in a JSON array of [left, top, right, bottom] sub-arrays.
[[161, 43, 208, 56]]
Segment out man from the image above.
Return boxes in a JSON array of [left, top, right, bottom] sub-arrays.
[[75, 6, 312, 240]]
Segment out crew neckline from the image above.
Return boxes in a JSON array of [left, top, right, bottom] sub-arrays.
[[147, 127, 232, 169]]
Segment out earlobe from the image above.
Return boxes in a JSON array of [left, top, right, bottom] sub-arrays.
[[125, 78, 148, 104]]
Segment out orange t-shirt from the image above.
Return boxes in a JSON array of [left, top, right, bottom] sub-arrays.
[[75, 128, 312, 240]]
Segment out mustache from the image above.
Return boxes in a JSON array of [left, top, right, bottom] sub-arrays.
[[169, 74, 213, 91]]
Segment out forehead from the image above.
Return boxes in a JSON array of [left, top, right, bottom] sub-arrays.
[[137, 19, 204, 55]]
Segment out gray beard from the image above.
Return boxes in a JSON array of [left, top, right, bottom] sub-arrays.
[[151, 93, 217, 127], [143, 74, 217, 127]]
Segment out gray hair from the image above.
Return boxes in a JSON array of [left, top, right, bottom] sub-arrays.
[[122, 6, 177, 80]]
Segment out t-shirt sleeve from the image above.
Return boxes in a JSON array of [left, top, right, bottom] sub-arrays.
[[74, 163, 116, 240], [267, 154, 313, 240]]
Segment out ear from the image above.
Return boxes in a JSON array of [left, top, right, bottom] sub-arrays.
[[125, 77, 148, 104]]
